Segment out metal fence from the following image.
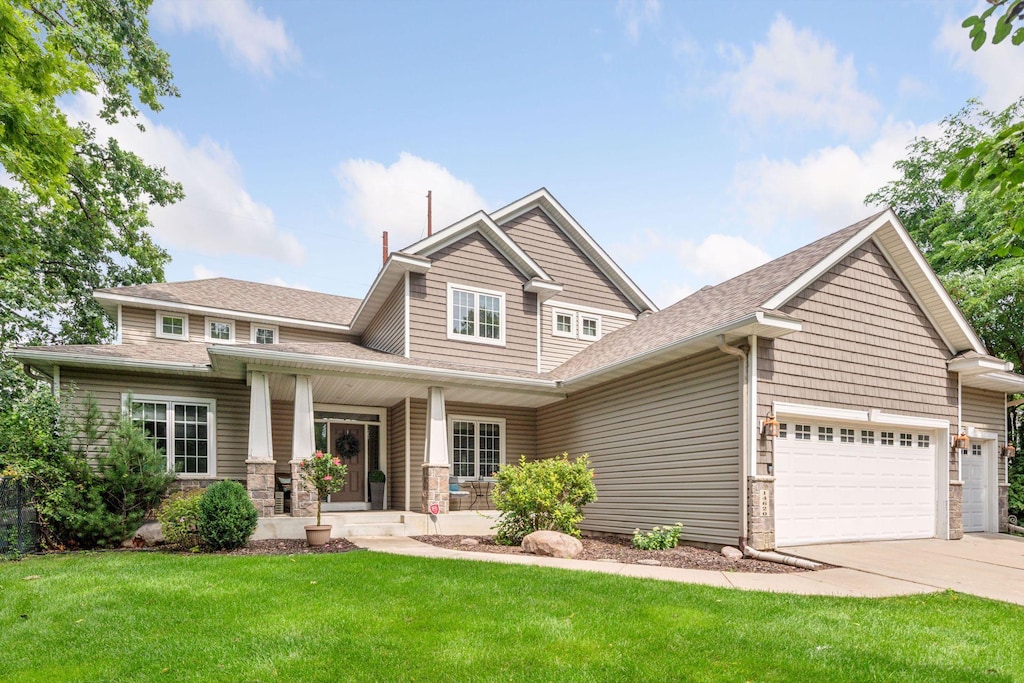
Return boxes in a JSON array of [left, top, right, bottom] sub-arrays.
[[0, 477, 39, 556]]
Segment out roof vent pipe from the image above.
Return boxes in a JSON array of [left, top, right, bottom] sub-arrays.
[[427, 190, 433, 237], [382, 231, 389, 265]]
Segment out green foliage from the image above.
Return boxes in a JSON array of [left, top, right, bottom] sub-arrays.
[[157, 490, 204, 550], [632, 523, 683, 550], [961, 0, 1024, 51], [368, 469, 386, 483], [197, 481, 258, 550], [299, 451, 348, 526], [491, 453, 597, 545]]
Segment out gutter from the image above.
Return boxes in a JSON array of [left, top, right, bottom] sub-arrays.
[[14, 349, 211, 374], [717, 335, 749, 550]]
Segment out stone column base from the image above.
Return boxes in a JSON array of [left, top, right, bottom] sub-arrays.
[[422, 464, 450, 515], [999, 483, 1010, 533], [246, 459, 276, 518], [290, 460, 318, 518], [747, 475, 775, 551], [949, 481, 963, 540]]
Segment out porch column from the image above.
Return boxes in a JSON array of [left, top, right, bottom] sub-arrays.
[[290, 374, 318, 517], [246, 371, 276, 518], [422, 386, 450, 514]]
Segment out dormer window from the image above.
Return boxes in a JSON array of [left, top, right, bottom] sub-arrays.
[[251, 324, 278, 344], [447, 283, 505, 346], [205, 318, 234, 343], [156, 311, 188, 341]]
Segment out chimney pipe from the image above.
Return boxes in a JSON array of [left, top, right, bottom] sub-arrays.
[[382, 230, 389, 265], [427, 190, 433, 237]]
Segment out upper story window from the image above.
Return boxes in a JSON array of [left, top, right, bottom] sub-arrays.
[[447, 284, 505, 346], [251, 324, 278, 344], [551, 308, 602, 341], [553, 310, 575, 338], [205, 318, 235, 343], [155, 311, 189, 341], [580, 315, 600, 339]]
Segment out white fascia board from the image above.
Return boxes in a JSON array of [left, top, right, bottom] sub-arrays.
[[207, 346, 562, 392], [962, 371, 1024, 393], [773, 402, 870, 423], [967, 427, 1000, 440], [404, 211, 551, 281], [93, 292, 352, 333], [490, 189, 658, 313], [868, 409, 950, 430], [347, 253, 432, 333], [948, 356, 1013, 375], [14, 349, 211, 374]]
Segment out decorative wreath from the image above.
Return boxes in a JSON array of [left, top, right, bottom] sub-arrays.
[[335, 431, 360, 459]]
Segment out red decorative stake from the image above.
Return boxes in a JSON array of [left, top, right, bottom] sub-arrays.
[[429, 503, 439, 516]]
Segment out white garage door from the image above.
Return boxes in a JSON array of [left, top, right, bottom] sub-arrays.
[[774, 421, 936, 546], [962, 443, 986, 533]]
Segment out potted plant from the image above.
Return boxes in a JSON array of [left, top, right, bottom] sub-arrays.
[[368, 469, 386, 510], [299, 450, 347, 546]]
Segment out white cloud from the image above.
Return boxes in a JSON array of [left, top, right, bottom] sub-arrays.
[[65, 94, 305, 265], [936, 15, 1024, 110], [720, 15, 880, 137], [897, 76, 932, 100], [617, 0, 660, 42], [681, 233, 771, 282], [264, 276, 312, 290], [192, 264, 222, 279], [335, 153, 486, 250], [152, 0, 299, 76], [733, 119, 941, 235]]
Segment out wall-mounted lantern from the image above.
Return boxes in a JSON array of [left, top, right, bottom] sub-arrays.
[[1003, 443, 1016, 459], [762, 413, 780, 438], [953, 430, 970, 450]]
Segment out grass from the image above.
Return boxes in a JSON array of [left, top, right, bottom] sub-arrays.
[[1, 551, 1022, 682]]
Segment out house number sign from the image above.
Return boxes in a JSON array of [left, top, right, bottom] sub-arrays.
[[759, 490, 770, 517]]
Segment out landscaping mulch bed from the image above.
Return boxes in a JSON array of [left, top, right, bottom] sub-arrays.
[[412, 535, 810, 573], [219, 538, 361, 555]]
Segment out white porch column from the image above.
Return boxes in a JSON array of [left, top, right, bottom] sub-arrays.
[[246, 371, 276, 517], [290, 374, 317, 517], [421, 386, 451, 514]]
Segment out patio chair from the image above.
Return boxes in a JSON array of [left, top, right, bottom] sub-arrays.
[[449, 476, 470, 511]]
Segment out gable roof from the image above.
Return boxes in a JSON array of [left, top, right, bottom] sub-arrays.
[[553, 208, 987, 387], [94, 278, 361, 330]]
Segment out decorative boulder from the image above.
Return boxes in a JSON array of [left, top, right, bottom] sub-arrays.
[[721, 546, 744, 561], [522, 530, 583, 559], [122, 521, 165, 548]]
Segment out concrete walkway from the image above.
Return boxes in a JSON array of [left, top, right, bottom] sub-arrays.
[[350, 536, 938, 599], [781, 533, 1024, 605]]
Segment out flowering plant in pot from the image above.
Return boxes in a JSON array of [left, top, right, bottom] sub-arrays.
[[299, 450, 347, 546]]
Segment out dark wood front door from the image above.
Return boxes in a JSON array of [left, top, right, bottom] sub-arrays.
[[328, 423, 365, 503]]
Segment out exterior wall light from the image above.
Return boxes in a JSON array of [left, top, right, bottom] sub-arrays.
[[1003, 443, 1016, 459], [762, 413, 780, 438], [953, 430, 970, 450]]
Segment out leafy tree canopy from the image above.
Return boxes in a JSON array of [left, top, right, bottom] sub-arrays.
[[0, 0, 182, 409], [962, 0, 1024, 50], [866, 98, 1024, 369]]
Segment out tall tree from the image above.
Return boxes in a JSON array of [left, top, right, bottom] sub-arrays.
[[0, 0, 182, 408], [866, 98, 1024, 369]]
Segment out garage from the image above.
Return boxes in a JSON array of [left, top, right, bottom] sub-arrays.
[[773, 420, 937, 546]]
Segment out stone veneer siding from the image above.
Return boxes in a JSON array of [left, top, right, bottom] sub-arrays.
[[747, 476, 775, 551], [949, 481, 964, 540]]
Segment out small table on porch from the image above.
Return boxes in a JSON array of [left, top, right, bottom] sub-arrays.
[[467, 480, 494, 510]]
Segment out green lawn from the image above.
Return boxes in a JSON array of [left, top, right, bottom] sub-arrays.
[[1, 551, 1021, 682]]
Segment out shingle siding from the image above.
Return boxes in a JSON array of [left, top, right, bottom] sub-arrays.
[[962, 386, 1007, 483], [537, 349, 741, 546]]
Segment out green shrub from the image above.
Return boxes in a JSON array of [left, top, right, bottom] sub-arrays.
[[632, 523, 683, 550], [368, 469, 386, 483], [157, 490, 204, 549], [491, 453, 597, 545], [197, 480, 258, 550]]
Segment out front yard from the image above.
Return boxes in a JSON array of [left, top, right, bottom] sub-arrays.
[[1, 550, 1021, 682]]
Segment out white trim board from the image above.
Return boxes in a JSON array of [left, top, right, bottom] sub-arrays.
[[773, 402, 951, 430]]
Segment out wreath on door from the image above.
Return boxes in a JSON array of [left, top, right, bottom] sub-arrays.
[[335, 431, 360, 459]]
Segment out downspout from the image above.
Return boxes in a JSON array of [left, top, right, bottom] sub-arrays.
[[23, 364, 53, 389], [717, 335, 748, 549], [744, 546, 821, 570], [957, 374, 963, 481]]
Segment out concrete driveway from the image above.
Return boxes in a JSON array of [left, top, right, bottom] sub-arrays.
[[781, 533, 1024, 605]]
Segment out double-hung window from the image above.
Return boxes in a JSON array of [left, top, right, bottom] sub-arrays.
[[156, 311, 189, 340], [447, 284, 505, 345], [127, 395, 216, 476], [449, 416, 505, 479]]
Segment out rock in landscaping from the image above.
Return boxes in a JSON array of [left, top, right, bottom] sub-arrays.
[[122, 522, 165, 548], [721, 546, 744, 561], [459, 538, 480, 547], [637, 558, 662, 566], [522, 530, 583, 559]]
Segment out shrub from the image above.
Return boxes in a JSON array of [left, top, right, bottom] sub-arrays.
[[299, 451, 347, 526], [368, 469, 386, 483], [491, 453, 597, 545], [158, 490, 204, 549], [197, 480, 258, 550], [632, 523, 683, 550]]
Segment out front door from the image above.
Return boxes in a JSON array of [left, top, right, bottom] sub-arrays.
[[328, 423, 365, 503]]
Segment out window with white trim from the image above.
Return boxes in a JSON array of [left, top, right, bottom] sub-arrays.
[[580, 315, 600, 340], [205, 318, 234, 342], [449, 416, 505, 479], [917, 434, 930, 448], [818, 426, 834, 442], [795, 424, 811, 440], [129, 396, 215, 475], [553, 310, 575, 338], [840, 428, 855, 443], [156, 311, 188, 340], [881, 431, 894, 446], [861, 430, 875, 444], [251, 324, 278, 344], [900, 433, 913, 447], [447, 284, 504, 345]]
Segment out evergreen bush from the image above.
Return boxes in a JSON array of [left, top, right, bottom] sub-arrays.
[[197, 480, 257, 550]]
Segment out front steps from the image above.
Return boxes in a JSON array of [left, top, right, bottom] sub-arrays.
[[254, 510, 499, 541]]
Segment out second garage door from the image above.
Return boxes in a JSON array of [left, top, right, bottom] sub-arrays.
[[774, 421, 937, 546]]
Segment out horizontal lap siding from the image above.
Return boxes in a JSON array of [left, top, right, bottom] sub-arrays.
[[271, 400, 294, 474], [59, 370, 250, 481], [408, 399, 426, 507], [757, 242, 958, 475], [388, 401, 407, 510], [540, 306, 633, 372], [445, 402, 537, 463], [962, 386, 1007, 483], [408, 234, 536, 371], [278, 327, 357, 344], [120, 306, 353, 345], [536, 350, 741, 545], [500, 208, 638, 314], [121, 306, 160, 344], [363, 282, 405, 355]]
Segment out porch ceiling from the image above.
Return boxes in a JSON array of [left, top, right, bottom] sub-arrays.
[[267, 372, 565, 409]]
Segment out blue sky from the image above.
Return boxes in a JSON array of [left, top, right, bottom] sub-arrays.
[[74, 0, 1024, 308]]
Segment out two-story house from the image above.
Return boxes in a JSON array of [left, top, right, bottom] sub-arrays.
[[16, 188, 1023, 549]]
